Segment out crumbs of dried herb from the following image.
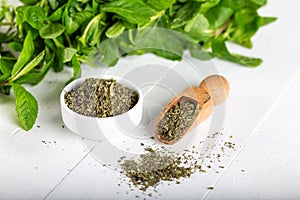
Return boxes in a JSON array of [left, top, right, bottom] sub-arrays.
[[64, 78, 138, 117], [120, 147, 195, 191], [158, 97, 200, 141], [119, 134, 238, 195]]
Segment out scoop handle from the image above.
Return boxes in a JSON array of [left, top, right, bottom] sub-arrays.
[[199, 75, 230, 106], [154, 75, 230, 145]]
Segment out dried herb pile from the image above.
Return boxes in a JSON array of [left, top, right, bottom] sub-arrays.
[[0, 0, 276, 130], [64, 78, 138, 117], [120, 147, 198, 191], [118, 133, 239, 195], [158, 98, 199, 141]]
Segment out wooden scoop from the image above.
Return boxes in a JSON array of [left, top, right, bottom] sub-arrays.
[[154, 75, 230, 145]]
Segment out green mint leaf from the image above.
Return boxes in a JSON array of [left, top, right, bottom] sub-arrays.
[[258, 17, 277, 26], [250, 0, 266, 6], [19, 6, 46, 29], [101, 0, 156, 25], [234, 9, 257, 26], [220, 0, 260, 11], [14, 53, 54, 85], [146, 0, 175, 11], [80, 14, 103, 46], [72, 11, 94, 25], [189, 45, 215, 61], [184, 13, 210, 41], [212, 39, 262, 67], [231, 10, 276, 48], [62, 7, 94, 35], [62, 48, 77, 63], [11, 31, 34, 76], [0, 58, 14, 82], [71, 55, 81, 79], [48, 0, 59, 10], [62, 9, 80, 35], [231, 54, 263, 67], [206, 6, 234, 29], [92, 0, 99, 14], [11, 50, 45, 82], [48, 5, 66, 21], [16, 7, 26, 25], [200, 0, 221, 13], [185, 14, 209, 33], [131, 28, 192, 61], [39, 23, 65, 39], [171, 2, 202, 29], [105, 21, 126, 38], [13, 84, 38, 131]]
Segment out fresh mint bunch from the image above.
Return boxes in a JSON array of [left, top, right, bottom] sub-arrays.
[[0, 0, 276, 130]]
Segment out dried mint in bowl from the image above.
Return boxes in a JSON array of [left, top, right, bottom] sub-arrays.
[[64, 78, 138, 117]]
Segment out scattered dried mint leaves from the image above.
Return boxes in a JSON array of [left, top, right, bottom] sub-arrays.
[[120, 147, 199, 191], [118, 133, 239, 195], [64, 78, 138, 117], [158, 97, 200, 141]]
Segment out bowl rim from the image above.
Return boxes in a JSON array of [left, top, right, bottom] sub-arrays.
[[60, 74, 144, 120]]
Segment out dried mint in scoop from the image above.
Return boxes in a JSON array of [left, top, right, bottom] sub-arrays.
[[158, 98, 200, 141], [64, 78, 138, 117]]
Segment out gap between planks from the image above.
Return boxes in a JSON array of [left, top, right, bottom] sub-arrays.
[[42, 140, 100, 199]]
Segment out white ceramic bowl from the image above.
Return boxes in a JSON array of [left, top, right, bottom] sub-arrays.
[[60, 75, 143, 141]]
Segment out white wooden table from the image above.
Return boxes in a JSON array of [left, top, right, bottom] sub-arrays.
[[1, 0, 300, 199]]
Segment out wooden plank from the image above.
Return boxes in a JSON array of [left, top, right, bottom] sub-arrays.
[[0, 70, 95, 199], [204, 70, 300, 199]]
